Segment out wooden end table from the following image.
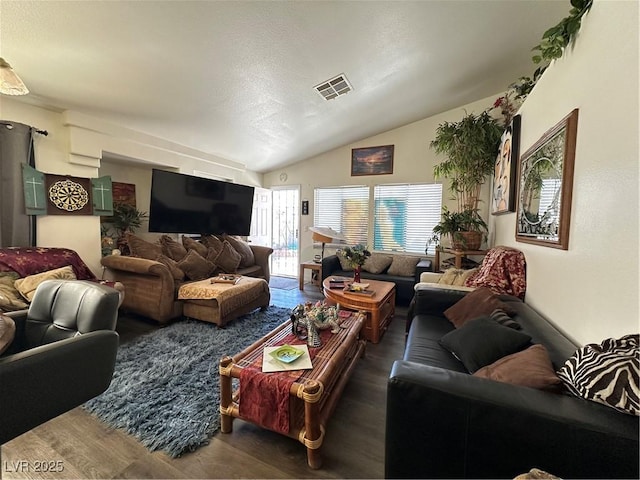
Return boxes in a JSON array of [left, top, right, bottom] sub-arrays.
[[322, 277, 395, 344], [299, 261, 322, 290], [219, 312, 365, 469]]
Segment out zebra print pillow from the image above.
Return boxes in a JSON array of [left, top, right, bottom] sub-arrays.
[[557, 334, 639, 416]]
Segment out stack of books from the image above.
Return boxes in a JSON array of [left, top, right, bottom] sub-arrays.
[[328, 277, 347, 289]]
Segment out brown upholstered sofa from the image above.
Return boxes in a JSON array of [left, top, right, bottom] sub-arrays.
[[101, 234, 273, 323]]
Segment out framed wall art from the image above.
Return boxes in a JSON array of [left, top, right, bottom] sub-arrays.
[[492, 114, 521, 215], [516, 109, 579, 249], [351, 145, 394, 176]]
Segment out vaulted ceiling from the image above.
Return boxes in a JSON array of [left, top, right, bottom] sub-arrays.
[[1, 1, 568, 173]]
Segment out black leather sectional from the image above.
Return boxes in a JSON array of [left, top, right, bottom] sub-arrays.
[[385, 286, 639, 479]]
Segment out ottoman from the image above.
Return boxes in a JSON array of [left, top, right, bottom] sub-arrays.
[[178, 276, 270, 327]]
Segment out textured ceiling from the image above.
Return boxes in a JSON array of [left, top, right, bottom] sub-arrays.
[[0, 1, 568, 173]]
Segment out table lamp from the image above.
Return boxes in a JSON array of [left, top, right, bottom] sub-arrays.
[[309, 226, 345, 261]]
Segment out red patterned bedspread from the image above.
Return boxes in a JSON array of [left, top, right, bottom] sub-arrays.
[[0, 247, 96, 280]]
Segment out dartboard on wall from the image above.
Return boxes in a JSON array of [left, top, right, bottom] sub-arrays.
[[45, 174, 93, 215]]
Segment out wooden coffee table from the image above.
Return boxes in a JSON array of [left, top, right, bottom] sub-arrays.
[[219, 312, 365, 469], [323, 277, 395, 343]]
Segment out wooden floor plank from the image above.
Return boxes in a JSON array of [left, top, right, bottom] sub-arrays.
[[1, 284, 408, 479]]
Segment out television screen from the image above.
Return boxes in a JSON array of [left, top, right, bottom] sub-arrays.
[[148, 169, 255, 236]]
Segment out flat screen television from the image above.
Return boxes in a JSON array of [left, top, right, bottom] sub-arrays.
[[148, 169, 255, 236]]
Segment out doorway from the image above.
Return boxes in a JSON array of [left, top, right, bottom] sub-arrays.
[[270, 186, 299, 277]]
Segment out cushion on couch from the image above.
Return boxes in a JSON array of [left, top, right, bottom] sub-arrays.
[[213, 241, 242, 273], [0, 314, 16, 355], [159, 235, 188, 261], [557, 334, 639, 416], [0, 272, 29, 312], [201, 234, 224, 254], [362, 253, 393, 274], [444, 287, 517, 328], [387, 255, 420, 276], [177, 250, 216, 281], [14, 265, 77, 302], [439, 316, 532, 373], [156, 254, 186, 281], [438, 267, 479, 286], [181, 236, 209, 258], [127, 233, 163, 260], [473, 344, 562, 390], [223, 235, 255, 268]]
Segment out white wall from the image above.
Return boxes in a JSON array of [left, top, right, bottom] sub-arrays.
[[0, 99, 263, 275], [263, 94, 499, 263], [493, 0, 639, 344]]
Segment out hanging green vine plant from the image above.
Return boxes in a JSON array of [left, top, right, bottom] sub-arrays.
[[511, 0, 593, 100]]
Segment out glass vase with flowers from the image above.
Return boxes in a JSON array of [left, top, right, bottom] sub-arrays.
[[338, 244, 371, 283]]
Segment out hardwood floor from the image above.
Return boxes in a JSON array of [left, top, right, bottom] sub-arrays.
[[1, 280, 408, 479]]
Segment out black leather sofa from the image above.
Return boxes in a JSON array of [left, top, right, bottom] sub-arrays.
[[321, 254, 432, 305], [385, 286, 639, 479], [0, 280, 120, 444]]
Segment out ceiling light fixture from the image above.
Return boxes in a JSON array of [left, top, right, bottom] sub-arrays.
[[0, 58, 29, 96]]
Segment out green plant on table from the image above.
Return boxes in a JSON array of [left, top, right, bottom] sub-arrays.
[[338, 244, 371, 269], [431, 207, 488, 249]]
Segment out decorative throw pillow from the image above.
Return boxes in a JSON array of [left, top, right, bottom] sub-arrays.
[[557, 334, 640, 416], [438, 268, 465, 285], [127, 233, 163, 260], [387, 255, 420, 277], [159, 235, 188, 261], [0, 272, 29, 311], [156, 254, 186, 281], [14, 265, 77, 302], [213, 241, 242, 273], [223, 235, 255, 268], [201, 234, 224, 253], [337, 253, 354, 272], [439, 316, 532, 373], [474, 344, 561, 390], [176, 250, 215, 281], [443, 287, 517, 329], [181, 236, 209, 258], [0, 314, 16, 355], [455, 267, 479, 286], [490, 308, 521, 330], [362, 254, 393, 274]]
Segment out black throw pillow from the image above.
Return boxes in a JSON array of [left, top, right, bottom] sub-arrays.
[[439, 316, 532, 373]]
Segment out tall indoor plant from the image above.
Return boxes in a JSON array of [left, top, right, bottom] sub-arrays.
[[106, 203, 148, 255], [430, 110, 503, 212]]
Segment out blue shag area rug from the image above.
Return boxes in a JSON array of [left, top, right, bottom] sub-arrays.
[[83, 305, 293, 458]]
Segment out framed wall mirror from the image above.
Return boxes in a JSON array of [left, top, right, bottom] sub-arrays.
[[516, 109, 579, 249]]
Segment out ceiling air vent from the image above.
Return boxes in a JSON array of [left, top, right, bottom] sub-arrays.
[[314, 74, 352, 101]]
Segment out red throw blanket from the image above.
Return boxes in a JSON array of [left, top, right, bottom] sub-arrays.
[[465, 246, 527, 299], [239, 329, 332, 434], [0, 247, 96, 280]]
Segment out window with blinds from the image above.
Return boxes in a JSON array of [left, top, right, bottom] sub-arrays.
[[373, 183, 443, 255], [314, 186, 369, 245]]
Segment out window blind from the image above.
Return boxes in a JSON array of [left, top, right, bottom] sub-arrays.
[[373, 183, 443, 255], [314, 186, 369, 245]]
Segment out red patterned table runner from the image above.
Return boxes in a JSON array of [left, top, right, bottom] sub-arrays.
[[238, 329, 333, 434]]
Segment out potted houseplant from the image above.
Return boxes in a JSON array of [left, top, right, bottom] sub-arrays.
[[431, 207, 488, 250], [105, 203, 148, 255], [430, 110, 503, 212], [338, 244, 371, 283]]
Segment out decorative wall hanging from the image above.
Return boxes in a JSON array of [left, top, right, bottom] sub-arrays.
[[46, 174, 92, 215], [492, 114, 521, 215], [21, 164, 113, 216], [351, 145, 394, 176], [516, 109, 578, 249], [111, 182, 136, 207]]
